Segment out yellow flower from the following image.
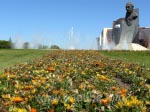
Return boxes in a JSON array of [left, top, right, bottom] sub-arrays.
[[68, 97, 75, 104], [81, 71, 86, 75], [129, 70, 133, 75], [125, 68, 129, 72], [59, 89, 66, 96], [79, 83, 85, 90], [145, 84, 150, 89], [88, 84, 95, 89], [126, 102, 132, 107], [139, 81, 144, 86], [18, 108, 27, 112], [142, 107, 146, 112], [0, 73, 7, 78], [130, 96, 142, 106], [51, 99, 58, 105], [117, 101, 123, 108], [31, 88, 37, 94], [1, 94, 11, 99], [73, 69, 77, 73], [32, 80, 41, 87], [64, 103, 72, 110], [52, 90, 59, 95], [40, 77, 46, 83], [116, 96, 143, 109], [9, 107, 27, 112], [97, 75, 110, 81], [12, 96, 24, 103]]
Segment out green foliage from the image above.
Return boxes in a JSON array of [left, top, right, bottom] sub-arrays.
[[0, 40, 11, 49], [50, 45, 60, 49], [23, 42, 29, 49], [38, 44, 49, 49]]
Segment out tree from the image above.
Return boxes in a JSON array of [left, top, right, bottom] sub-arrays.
[[37, 44, 48, 49], [9, 37, 14, 49], [0, 40, 11, 49], [38, 44, 43, 49], [50, 45, 60, 49], [43, 45, 48, 49], [23, 42, 30, 49]]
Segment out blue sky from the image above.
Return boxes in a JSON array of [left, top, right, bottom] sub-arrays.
[[0, 0, 150, 49]]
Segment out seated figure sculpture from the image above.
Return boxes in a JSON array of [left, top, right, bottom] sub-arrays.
[[112, 2, 139, 49], [125, 2, 138, 26]]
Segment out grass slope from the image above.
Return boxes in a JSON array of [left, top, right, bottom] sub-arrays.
[[0, 49, 51, 73], [0, 50, 149, 111], [100, 50, 150, 68]]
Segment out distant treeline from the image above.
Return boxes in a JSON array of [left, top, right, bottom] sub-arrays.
[[0, 39, 61, 49], [0, 40, 11, 49]]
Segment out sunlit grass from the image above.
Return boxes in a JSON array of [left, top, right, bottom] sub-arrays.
[[0, 49, 51, 73], [100, 50, 150, 68]]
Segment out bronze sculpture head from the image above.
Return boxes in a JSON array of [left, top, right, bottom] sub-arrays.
[[126, 2, 134, 13], [125, 2, 138, 26]]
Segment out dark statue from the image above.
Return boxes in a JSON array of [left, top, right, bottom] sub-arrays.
[[133, 30, 149, 48], [125, 2, 138, 26], [112, 2, 139, 46], [110, 2, 150, 49]]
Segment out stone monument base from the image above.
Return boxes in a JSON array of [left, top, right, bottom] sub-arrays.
[[114, 43, 149, 51]]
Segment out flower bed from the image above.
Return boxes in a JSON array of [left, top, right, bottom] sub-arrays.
[[0, 50, 149, 112]]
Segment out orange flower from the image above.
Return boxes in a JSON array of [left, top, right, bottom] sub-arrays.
[[47, 67, 55, 72], [12, 96, 23, 103], [100, 62, 105, 67], [24, 97, 28, 102], [49, 109, 55, 112], [24, 85, 34, 90], [118, 88, 127, 96], [142, 107, 146, 112], [101, 98, 109, 106], [2, 102, 11, 106], [79, 83, 85, 90], [30, 108, 37, 112], [111, 86, 118, 91]]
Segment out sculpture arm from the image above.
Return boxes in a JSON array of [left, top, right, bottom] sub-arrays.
[[126, 11, 138, 26]]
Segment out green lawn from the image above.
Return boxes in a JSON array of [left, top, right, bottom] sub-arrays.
[[0, 49, 51, 73], [0, 50, 150, 74], [100, 50, 150, 68]]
